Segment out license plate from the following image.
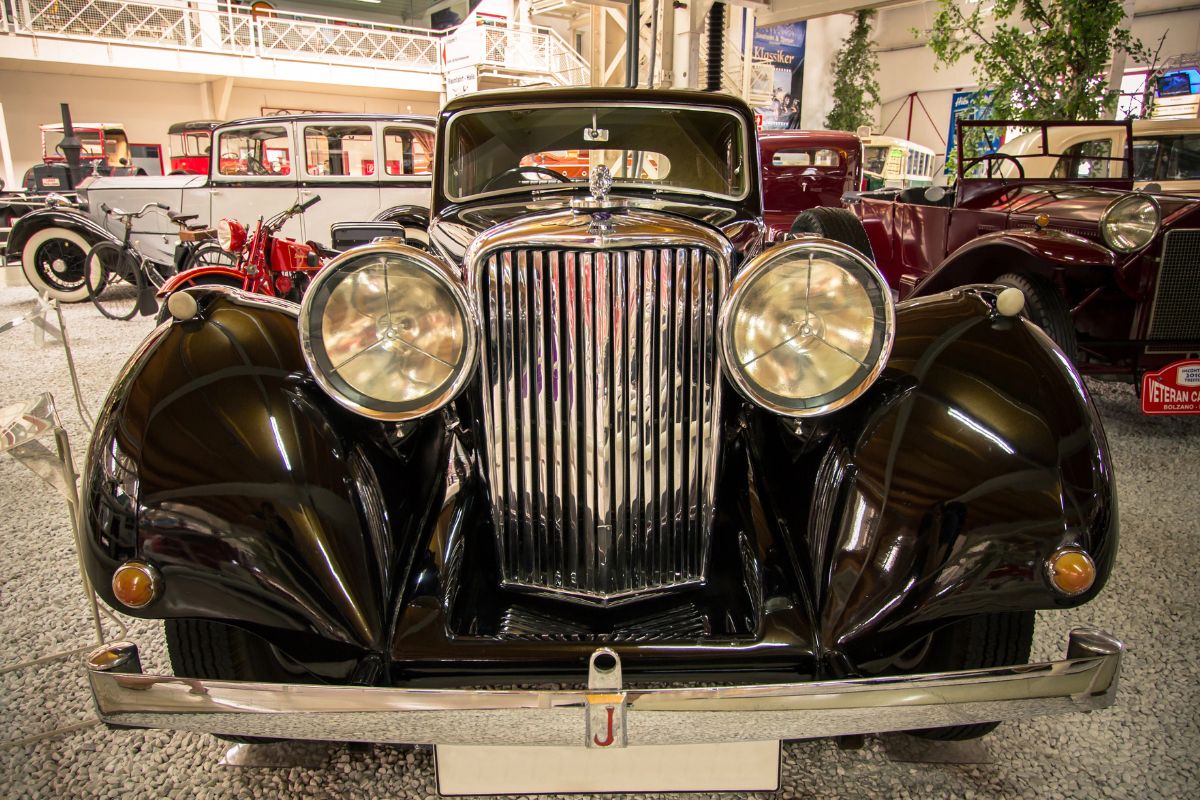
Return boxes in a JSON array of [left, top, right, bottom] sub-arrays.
[[436, 741, 780, 796]]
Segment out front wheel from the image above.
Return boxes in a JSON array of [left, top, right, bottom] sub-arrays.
[[21, 227, 96, 302], [85, 242, 143, 321], [903, 611, 1035, 740], [165, 619, 306, 743], [994, 273, 1078, 361]]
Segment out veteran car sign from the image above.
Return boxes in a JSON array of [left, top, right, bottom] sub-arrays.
[[1142, 359, 1200, 415]]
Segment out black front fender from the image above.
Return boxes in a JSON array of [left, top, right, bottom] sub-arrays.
[[806, 288, 1116, 665], [81, 289, 434, 656], [7, 206, 117, 260]]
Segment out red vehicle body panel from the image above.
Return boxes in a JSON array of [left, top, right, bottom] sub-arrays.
[[170, 155, 211, 175], [853, 175, 1200, 379], [759, 130, 862, 241]]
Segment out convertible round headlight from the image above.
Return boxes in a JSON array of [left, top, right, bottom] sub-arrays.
[[299, 243, 477, 421], [719, 240, 894, 417], [216, 218, 246, 252], [1101, 193, 1160, 253]]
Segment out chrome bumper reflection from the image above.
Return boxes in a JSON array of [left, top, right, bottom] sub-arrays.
[[86, 629, 1122, 746]]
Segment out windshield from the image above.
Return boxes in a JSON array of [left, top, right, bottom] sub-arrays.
[[445, 104, 748, 201]]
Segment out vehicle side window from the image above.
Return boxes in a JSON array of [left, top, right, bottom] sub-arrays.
[[1132, 140, 1160, 181], [216, 125, 292, 176], [771, 148, 841, 168], [383, 127, 434, 176], [1052, 139, 1113, 179], [304, 125, 375, 177], [1163, 135, 1200, 180]]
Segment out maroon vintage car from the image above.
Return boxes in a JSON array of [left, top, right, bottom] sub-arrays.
[[760, 129, 862, 241], [849, 119, 1200, 382]]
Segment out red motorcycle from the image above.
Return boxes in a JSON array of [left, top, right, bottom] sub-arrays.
[[158, 195, 330, 304]]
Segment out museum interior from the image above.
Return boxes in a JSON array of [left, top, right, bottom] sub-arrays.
[[1, 0, 1198, 797]]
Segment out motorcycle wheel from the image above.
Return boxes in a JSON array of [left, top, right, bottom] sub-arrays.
[[183, 241, 237, 271], [85, 242, 143, 321]]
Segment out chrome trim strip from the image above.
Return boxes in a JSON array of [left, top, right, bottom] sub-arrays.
[[87, 629, 1122, 746], [467, 208, 732, 603]]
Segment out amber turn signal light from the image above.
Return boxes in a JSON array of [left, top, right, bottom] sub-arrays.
[[1048, 549, 1095, 596], [112, 561, 160, 609]]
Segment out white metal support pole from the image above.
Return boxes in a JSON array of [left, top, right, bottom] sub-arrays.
[[1104, 0, 1136, 119], [0, 103, 16, 189], [741, 8, 755, 101], [658, 0, 674, 87]]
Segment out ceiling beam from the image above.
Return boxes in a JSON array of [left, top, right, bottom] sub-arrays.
[[758, 0, 915, 26]]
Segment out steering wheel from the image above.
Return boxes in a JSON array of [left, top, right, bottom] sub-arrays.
[[244, 154, 271, 176], [962, 153, 1025, 182], [482, 166, 570, 192]]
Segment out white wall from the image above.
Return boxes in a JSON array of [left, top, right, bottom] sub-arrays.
[[0, 69, 440, 181], [800, 13, 854, 130]]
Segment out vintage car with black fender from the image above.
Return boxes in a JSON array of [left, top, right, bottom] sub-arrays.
[[81, 88, 1121, 792], [847, 119, 1200, 384]]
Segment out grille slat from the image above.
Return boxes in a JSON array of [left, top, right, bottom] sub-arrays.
[[480, 244, 721, 602], [1148, 229, 1200, 345]]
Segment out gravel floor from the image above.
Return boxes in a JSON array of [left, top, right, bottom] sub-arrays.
[[0, 275, 1197, 799]]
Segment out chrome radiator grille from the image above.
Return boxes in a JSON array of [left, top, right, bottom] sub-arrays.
[[477, 244, 722, 603], [1148, 229, 1200, 344]]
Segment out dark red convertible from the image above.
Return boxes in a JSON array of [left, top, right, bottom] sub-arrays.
[[850, 119, 1200, 382], [760, 129, 861, 241]]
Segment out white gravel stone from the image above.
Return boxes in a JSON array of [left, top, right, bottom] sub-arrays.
[[0, 280, 1196, 798]]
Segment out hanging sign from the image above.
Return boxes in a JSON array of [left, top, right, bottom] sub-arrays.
[[753, 21, 807, 130]]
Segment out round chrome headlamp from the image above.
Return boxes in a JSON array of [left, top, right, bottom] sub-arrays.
[[299, 243, 477, 421], [1101, 193, 1160, 253], [719, 240, 894, 417]]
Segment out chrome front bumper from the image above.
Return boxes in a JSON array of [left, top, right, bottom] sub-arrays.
[[86, 629, 1123, 746]]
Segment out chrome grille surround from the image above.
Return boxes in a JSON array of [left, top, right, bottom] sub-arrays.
[[1147, 228, 1200, 348], [465, 209, 733, 604]]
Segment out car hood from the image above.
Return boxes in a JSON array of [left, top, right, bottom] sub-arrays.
[[1002, 184, 1199, 224], [78, 174, 208, 193], [430, 194, 763, 264]]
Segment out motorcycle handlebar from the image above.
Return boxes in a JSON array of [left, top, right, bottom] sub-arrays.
[[298, 194, 321, 212]]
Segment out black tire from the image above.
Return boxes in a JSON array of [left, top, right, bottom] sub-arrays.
[[165, 619, 305, 743], [183, 241, 237, 272], [155, 272, 244, 323], [85, 242, 143, 321], [994, 273, 1078, 361], [789, 207, 874, 260], [904, 611, 1035, 741]]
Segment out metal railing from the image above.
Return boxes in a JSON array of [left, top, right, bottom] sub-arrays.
[[3, 2, 590, 87], [477, 23, 588, 86], [697, 33, 774, 105]]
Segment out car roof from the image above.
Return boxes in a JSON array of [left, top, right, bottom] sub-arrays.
[[218, 113, 436, 129], [758, 129, 861, 149], [169, 120, 224, 134], [440, 86, 754, 117]]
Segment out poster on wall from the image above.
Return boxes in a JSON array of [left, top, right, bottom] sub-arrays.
[[753, 21, 806, 130], [945, 89, 997, 172]]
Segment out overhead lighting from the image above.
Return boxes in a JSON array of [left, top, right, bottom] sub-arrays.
[[354, 0, 382, 3]]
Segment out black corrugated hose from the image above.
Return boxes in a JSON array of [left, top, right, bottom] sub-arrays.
[[706, 2, 725, 92]]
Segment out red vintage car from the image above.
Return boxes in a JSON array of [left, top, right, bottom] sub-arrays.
[[849, 119, 1200, 382], [168, 120, 222, 175], [760, 129, 862, 241]]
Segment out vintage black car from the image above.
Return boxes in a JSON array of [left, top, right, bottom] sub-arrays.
[[82, 88, 1120, 789]]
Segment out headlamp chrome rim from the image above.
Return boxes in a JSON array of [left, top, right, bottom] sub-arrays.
[[298, 242, 479, 421], [1100, 192, 1160, 253], [718, 239, 895, 418]]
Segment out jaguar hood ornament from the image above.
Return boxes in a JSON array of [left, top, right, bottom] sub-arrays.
[[589, 164, 613, 203]]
